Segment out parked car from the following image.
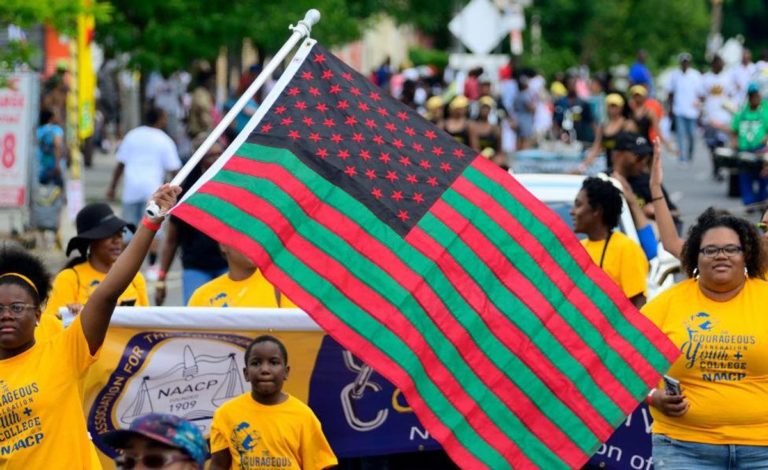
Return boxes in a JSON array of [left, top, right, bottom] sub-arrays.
[[513, 172, 680, 299]]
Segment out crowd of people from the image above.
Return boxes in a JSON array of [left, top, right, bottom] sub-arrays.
[[12, 43, 768, 468]]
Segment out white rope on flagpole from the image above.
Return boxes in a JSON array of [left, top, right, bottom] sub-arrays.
[[145, 9, 322, 217]]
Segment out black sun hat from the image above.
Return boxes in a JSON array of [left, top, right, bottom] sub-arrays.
[[65, 203, 135, 256]]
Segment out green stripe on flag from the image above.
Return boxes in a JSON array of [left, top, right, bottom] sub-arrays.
[[462, 166, 672, 375], [210, 168, 573, 464], [427, 189, 632, 422], [185, 192, 512, 467]]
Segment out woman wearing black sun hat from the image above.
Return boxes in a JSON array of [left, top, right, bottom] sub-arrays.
[[39, 202, 150, 341]]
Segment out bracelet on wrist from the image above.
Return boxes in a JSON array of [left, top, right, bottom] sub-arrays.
[[646, 388, 656, 406], [158, 269, 167, 281], [650, 195, 665, 202], [141, 217, 162, 232]]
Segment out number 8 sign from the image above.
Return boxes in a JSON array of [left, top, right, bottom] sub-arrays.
[[2, 133, 16, 169]]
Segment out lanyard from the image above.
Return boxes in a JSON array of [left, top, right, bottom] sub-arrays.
[[599, 232, 613, 269]]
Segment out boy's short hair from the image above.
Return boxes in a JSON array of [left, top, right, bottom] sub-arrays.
[[244, 335, 288, 365]]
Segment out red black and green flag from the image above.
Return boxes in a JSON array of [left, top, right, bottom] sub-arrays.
[[174, 40, 678, 468]]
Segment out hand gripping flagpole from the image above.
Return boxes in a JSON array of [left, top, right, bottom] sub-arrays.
[[145, 9, 321, 218]]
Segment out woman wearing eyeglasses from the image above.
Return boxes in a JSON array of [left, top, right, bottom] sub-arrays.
[[0, 184, 179, 468], [642, 208, 768, 467]]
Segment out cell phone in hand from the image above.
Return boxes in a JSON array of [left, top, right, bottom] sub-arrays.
[[663, 375, 681, 396]]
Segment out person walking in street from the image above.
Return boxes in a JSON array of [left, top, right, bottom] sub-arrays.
[[0, 184, 179, 468], [107, 107, 182, 275], [730, 83, 768, 208], [643, 209, 768, 468], [667, 53, 702, 165], [701, 55, 737, 181], [43, 203, 149, 330], [570, 177, 649, 308], [155, 139, 228, 306]]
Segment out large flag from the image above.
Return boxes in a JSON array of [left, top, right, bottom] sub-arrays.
[[174, 40, 678, 469]]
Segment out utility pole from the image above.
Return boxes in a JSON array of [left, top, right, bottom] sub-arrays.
[[706, 0, 724, 61]]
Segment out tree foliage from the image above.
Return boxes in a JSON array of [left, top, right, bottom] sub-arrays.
[[527, 0, 709, 75], [721, 0, 768, 55], [97, 0, 387, 74], [0, 0, 110, 35]]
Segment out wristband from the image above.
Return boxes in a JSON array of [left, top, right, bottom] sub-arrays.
[[158, 269, 167, 281], [650, 196, 665, 202], [141, 217, 162, 232], [646, 388, 656, 406], [155, 281, 166, 289]]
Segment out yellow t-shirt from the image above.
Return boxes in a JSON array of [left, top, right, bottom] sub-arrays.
[[34, 312, 64, 344], [580, 231, 648, 298], [187, 270, 296, 308], [642, 278, 768, 445], [43, 261, 149, 319], [0, 316, 102, 468], [210, 393, 337, 470]]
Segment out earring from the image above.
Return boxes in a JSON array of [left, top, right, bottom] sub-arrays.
[[35, 320, 39, 326], [692, 267, 699, 280], [745, 266, 749, 277]]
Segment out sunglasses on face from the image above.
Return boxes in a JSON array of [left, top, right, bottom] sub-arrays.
[[116, 453, 192, 469]]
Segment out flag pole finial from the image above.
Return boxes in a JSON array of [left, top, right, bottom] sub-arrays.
[[291, 9, 321, 38]]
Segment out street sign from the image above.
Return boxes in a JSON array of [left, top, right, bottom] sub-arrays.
[[449, 0, 508, 55]]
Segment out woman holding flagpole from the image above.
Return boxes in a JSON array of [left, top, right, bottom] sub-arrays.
[[0, 183, 180, 468], [642, 209, 768, 467]]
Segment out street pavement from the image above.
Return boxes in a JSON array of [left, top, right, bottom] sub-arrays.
[[7, 133, 759, 309]]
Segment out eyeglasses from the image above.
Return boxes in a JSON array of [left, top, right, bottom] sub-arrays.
[[116, 453, 192, 469], [0, 303, 37, 316], [758, 222, 767, 234], [699, 244, 743, 258]]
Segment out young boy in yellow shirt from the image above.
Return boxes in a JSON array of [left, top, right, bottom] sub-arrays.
[[209, 335, 337, 470]]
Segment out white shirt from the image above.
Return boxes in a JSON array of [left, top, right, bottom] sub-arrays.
[[701, 71, 735, 126], [116, 126, 181, 203], [730, 62, 756, 102], [667, 68, 703, 119]]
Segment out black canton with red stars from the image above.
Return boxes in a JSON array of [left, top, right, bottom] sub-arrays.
[[246, 45, 477, 236]]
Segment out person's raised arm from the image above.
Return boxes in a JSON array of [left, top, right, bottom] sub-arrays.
[[650, 138, 684, 259], [80, 184, 181, 354]]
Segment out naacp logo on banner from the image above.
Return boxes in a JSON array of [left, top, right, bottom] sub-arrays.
[[88, 331, 252, 456]]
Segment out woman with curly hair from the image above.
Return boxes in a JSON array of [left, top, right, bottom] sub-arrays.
[[0, 184, 179, 468], [643, 208, 768, 468]]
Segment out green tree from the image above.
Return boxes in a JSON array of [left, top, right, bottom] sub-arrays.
[[721, 0, 768, 55], [98, 0, 387, 76]]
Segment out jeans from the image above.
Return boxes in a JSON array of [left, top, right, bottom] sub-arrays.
[[675, 115, 697, 161], [653, 434, 768, 469], [182, 267, 227, 305], [738, 168, 768, 206]]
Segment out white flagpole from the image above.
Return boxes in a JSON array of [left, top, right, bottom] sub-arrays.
[[146, 9, 321, 217]]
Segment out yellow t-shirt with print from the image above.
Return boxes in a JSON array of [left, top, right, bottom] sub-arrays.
[[34, 312, 64, 344], [210, 393, 337, 470], [43, 261, 149, 319], [580, 231, 648, 298], [642, 277, 768, 445], [0, 315, 102, 468], [187, 270, 296, 308]]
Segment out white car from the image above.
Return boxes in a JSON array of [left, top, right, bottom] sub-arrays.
[[513, 172, 680, 300]]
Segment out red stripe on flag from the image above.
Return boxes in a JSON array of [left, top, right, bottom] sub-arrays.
[[428, 198, 639, 413], [221, 157, 589, 464], [407, 226, 615, 437], [452, 172, 667, 391], [191, 182, 536, 467], [173, 204, 489, 469], [472, 159, 680, 365]]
